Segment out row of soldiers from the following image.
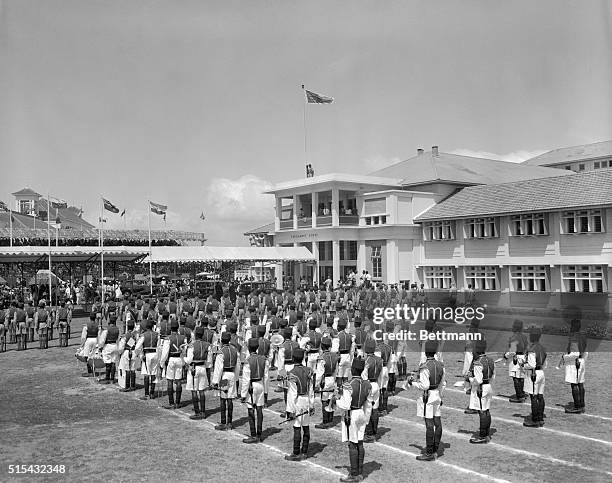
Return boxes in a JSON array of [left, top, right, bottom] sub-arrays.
[[0, 300, 72, 350]]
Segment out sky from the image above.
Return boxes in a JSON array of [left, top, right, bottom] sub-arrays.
[[1, 0, 611, 244]]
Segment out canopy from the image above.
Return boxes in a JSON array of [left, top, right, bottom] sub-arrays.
[[0, 246, 148, 264], [143, 246, 315, 264]]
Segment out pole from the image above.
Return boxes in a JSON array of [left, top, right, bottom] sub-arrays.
[[148, 201, 153, 295], [8, 204, 13, 247], [100, 196, 105, 304], [301, 84, 308, 171], [47, 193, 52, 307]]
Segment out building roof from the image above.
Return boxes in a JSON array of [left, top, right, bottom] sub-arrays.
[[142, 246, 316, 264], [11, 187, 41, 197], [37, 199, 95, 229], [0, 246, 148, 264], [415, 170, 612, 221], [264, 173, 401, 194], [369, 150, 569, 187], [244, 222, 275, 235], [523, 140, 612, 166]]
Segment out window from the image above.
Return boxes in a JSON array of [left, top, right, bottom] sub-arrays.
[[465, 266, 498, 290], [562, 209, 604, 234], [562, 265, 605, 293], [381, 215, 386, 224], [465, 217, 498, 238], [578, 164, 585, 171], [348, 241, 357, 260], [19, 199, 34, 214], [425, 221, 455, 241], [510, 213, 547, 236], [371, 246, 382, 279], [510, 266, 548, 292], [424, 266, 454, 289], [565, 166, 572, 170], [594, 162, 600, 169]]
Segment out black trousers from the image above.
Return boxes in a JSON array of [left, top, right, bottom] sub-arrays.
[[478, 409, 491, 437], [348, 441, 365, 476], [292, 426, 310, 455], [424, 416, 442, 453]]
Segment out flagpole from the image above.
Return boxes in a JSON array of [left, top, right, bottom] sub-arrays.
[[8, 203, 13, 248], [148, 201, 153, 295], [47, 193, 52, 308], [100, 196, 105, 304], [301, 84, 308, 171]]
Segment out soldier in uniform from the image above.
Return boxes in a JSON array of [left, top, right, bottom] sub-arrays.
[[406, 340, 445, 461], [97, 316, 120, 384], [202, 317, 218, 387], [160, 320, 186, 409], [14, 302, 28, 350], [212, 332, 239, 430], [462, 319, 482, 414], [284, 348, 313, 461], [362, 339, 382, 443], [300, 318, 322, 371], [560, 319, 588, 414], [467, 339, 495, 443], [335, 357, 373, 482], [118, 320, 138, 392], [353, 317, 367, 358], [376, 331, 393, 415], [314, 336, 338, 429], [0, 304, 6, 352], [184, 326, 212, 419], [278, 327, 299, 418], [80, 313, 99, 376], [56, 301, 72, 347], [503, 319, 528, 403], [521, 326, 547, 427], [332, 319, 354, 387], [135, 319, 160, 400], [35, 301, 50, 350], [25, 301, 36, 343], [241, 338, 269, 443], [6, 301, 17, 345]]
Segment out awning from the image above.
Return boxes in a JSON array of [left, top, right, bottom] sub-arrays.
[[0, 246, 148, 264], [143, 246, 315, 264]]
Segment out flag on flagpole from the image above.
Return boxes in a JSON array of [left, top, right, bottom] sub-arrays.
[[304, 89, 333, 104], [200, 212, 206, 221], [150, 201, 167, 216], [50, 197, 68, 209], [120, 209, 126, 217], [99, 216, 107, 223], [103, 198, 120, 213]]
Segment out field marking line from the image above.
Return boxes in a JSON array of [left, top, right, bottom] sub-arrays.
[[383, 414, 612, 477], [263, 407, 508, 483], [395, 393, 612, 447], [163, 402, 344, 478], [444, 387, 612, 422]]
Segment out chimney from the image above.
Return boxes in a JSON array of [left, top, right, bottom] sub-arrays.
[[432, 145, 439, 156], [417, 148, 424, 155]]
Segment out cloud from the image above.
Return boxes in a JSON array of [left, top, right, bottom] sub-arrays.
[[448, 148, 547, 163], [205, 174, 274, 222], [363, 155, 401, 172]]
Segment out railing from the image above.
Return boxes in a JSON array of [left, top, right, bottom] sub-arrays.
[[339, 215, 359, 226], [317, 215, 332, 227], [297, 217, 312, 228], [279, 220, 294, 229]]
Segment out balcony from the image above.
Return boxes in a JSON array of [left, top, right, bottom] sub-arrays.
[[339, 215, 359, 226], [297, 217, 312, 228], [279, 219, 293, 230], [317, 215, 332, 227]]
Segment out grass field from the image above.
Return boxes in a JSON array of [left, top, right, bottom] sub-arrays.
[[1, 318, 611, 482]]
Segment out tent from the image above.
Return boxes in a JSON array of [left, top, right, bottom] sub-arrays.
[[29, 269, 64, 286]]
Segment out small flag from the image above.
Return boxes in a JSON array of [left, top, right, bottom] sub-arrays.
[[103, 198, 120, 214], [200, 212, 206, 221], [99, 217, 107, 223], [150, 201, 167, 216], [304, 88, 333, 104], [120, 209, 126, 217], [50, 197, 68, 209]]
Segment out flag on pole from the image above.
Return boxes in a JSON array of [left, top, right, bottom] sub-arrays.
[[50, 197, 68, 209], [99, 217, 107, 223], [103, 198, 120, 214], [304, 89, 334, 104], [150, 201, 167, 216], [200, 212, 206, 221], [120, 209, 126, 217]]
